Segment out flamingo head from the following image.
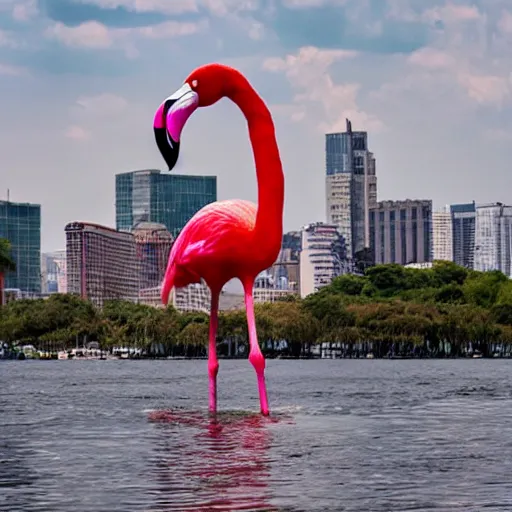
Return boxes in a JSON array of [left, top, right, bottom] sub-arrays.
[[153, 64, 230, 170]]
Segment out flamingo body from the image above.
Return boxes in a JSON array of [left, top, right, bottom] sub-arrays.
[[162, 199, 277, 302]]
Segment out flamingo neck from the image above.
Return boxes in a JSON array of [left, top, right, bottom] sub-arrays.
[[226, 75, 284, 254]]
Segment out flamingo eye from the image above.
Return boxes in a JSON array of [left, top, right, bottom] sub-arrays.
[[191, 79, 198, 88]]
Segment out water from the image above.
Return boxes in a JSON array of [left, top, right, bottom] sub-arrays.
[[1, 359, 512, 511]]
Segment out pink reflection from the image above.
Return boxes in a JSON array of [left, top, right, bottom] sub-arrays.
[[147, 410, 292, 511]]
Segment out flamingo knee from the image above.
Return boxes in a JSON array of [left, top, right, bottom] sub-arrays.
[[249, 350, 265, 375], [208, 360, 219, 379]]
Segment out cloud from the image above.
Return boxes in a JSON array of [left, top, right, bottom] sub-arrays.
[[271, 0, 429, 54], [407, 47, 455, 69], [263, 46, 383, 132], [457, 73, 512, 106], [44, 18, 207, 52], [45, 20, 113, 48], [75, 0, 198, 14], [64, 125, 90, 140], [423, 3, 481, 24], [12, 0, 39, 21]]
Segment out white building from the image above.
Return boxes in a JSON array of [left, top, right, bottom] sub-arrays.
[[299, 222, 345, 298], [432, 209, 453, 261], [474, 203, 512, 276]]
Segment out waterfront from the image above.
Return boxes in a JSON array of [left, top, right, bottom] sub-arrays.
[[1, 359, 512, 511]]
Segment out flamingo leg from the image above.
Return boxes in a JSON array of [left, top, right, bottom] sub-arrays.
[[208, 289, 220, 414], [243, 279, 270, 416]]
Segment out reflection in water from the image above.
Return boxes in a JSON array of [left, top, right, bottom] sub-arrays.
[[147, 410, 286, 511]]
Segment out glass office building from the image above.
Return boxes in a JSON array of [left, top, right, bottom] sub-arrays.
[[0, 200, 41, 293], [116, 170, 217, 238], [325, 119, 377, 258], [450, 202, 476, 269]]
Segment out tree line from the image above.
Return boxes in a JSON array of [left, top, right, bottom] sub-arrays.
[[2, 260, 512, 358]]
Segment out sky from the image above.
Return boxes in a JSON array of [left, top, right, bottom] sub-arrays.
[[1, 0, 512, 253]]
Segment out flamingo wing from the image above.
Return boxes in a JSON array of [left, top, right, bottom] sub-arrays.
[[161, 199, 257, 302]]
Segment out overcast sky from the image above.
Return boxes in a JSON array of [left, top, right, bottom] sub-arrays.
[[1, 0, 512, 252]]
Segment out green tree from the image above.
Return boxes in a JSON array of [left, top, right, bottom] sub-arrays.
[[0, 238, 16, 307]]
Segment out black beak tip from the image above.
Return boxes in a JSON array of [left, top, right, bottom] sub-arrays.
[[154, 127, 180, 171]]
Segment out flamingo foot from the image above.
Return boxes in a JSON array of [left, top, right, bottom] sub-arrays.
[[250, 351, 269, 416], [257, 372, 270, 416], [208, 375, 217, 414], [208, 361, 219, 414]]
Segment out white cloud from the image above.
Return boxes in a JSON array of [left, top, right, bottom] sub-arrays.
[[12, 0, 38, 21], [498, 10, 512, 34], [408, 47, 455, 69], [248, 22, 264, 40], [78, 0, 258, 15], [45, 21, 113, 49], [72, 0, 198, 14], [45, 18, 208, 52], [423, 3, 481, 24], [282, 0, 341, 7], [65, 125, 90, 141], [457, 73, 512, 106], [263, 46, 382, 132], [136, 19, 208, 39]]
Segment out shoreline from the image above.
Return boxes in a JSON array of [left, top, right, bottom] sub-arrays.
[[3, 354, 511, 361]]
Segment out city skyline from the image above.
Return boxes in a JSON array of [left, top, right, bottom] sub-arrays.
[[0, 1, 511, 252]]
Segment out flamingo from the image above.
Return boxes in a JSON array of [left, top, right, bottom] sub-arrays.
[[153, 63, 284, 416]]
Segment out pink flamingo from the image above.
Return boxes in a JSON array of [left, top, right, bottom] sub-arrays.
[[153, 64, 284, 416]]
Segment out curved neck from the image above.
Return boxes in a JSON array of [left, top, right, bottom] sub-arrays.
[[226, 75, 284, 251]]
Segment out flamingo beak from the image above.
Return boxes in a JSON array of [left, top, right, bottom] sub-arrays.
[[153, 82, 199, 171]]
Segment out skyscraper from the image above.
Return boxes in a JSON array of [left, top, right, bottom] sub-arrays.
[[432, 209, 453, 261], [450, 202, 476, 269], [369, 199, 432, 265], [299, 222, 347, 297], [0, 200, 41, 294], [325, 119, 377, 259], [65, 221, 139, 307], [132, 222, 173, 290], [474, 203, 512, 276], [115, 169, 217, 238], [41, 250, 67, 294]]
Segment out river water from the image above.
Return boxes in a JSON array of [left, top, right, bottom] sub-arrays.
[[1, 359, 512, 511]]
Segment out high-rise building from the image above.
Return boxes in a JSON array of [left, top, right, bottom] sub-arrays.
[[41, 250, 67, 294], [432, 208, 453, 261], [369, 199, 432, 265], [65, 222, 139, 307], [474, 203, 512, 276], [325, 119, 377, 259], [450, 202, 476, 269], [115, 169, 217, 238], [0, 200, 41, 294], [267, 230, 301, 294], [132, 222, 173, 291], [299, 222, 347, 298]]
